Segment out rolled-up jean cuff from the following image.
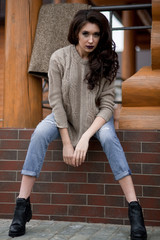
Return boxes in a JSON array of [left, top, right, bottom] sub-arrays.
[[115, 169, 132, 181], [21, 170, 38, 177]]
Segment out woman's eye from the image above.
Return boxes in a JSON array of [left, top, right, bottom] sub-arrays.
[[82, 31, 89, 36], [94, 32, 100, 37], [81, 31, 100, 38]]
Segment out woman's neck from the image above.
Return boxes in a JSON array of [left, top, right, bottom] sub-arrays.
[[76, 45, 89, 60]]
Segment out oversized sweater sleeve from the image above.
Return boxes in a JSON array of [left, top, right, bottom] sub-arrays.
[[48, 53, 68, 128], [96, 79, 115, 122]]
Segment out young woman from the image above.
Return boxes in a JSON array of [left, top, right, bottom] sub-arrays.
[[9, 9, 147, 240]]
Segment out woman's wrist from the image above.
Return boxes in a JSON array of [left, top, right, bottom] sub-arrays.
[[82, 131, 91, 141], [59, 128, 72, 146], [63, 141, 72, 147]]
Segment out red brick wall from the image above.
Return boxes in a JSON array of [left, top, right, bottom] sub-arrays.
[[0, 129, 160, 226]]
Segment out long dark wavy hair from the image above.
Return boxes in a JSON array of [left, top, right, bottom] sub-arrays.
[[68, 9, 119, 90]]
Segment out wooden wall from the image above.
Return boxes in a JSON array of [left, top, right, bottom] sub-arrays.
[[0, 25, 4, 127], [3, 0, 42, 128], [0, 0, 158, 129], [119, 0, 160, 129]]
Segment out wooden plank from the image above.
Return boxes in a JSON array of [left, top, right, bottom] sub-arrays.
[[122, 10, 136, 80], [151, 0, 160, 69], [119, 0, 160, 130], [0, 25, 4, 127], [122, 66, 160, 107], [119, 107, 160, 129], [4, 0, 42, 128]]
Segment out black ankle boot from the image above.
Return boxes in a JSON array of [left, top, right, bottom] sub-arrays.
[[8, 197, 32, 237], [128, 201, 147, 240]]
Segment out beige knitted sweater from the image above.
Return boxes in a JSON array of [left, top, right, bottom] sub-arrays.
[[48, 45, 115, 147]]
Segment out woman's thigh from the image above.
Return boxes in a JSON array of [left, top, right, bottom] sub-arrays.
[[33, 112, 60, 142], [94, 117, 131, 180], [22, 112, 60, 177]]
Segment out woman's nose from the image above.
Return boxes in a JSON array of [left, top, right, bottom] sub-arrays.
[[88, 35, 93, 43]]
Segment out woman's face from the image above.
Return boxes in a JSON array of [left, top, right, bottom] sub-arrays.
[[76, 22, 100, 59]]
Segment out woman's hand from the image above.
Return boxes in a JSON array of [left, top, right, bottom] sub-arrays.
[[59, 128, 75, 167], [63, 143, 75, 167], [73, 134, 89, 167]]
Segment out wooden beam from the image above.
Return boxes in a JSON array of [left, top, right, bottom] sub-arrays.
[[122, 66, 160, 107], [0, 25, 5, 127], [121, 10, 136, 80], [4, 0, 42, 128], [151, 0, 160, 69], [119, 106, 160, 129], [119, 0, 160, 130]]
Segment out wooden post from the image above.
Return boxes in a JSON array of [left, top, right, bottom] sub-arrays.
[[122, 10, 136, 80], [4, 0, 42, 128], [0, 23, 5, 128], [119, 0, 160, 129], [151, 0, 160, 69]]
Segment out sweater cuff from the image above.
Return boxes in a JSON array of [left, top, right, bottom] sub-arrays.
[[53, 112, 68, 129], [96, 110, 113, 123]]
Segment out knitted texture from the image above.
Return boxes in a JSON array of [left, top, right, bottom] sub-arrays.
[[28, 3, 91, 78], [48, 45, 115, 147]]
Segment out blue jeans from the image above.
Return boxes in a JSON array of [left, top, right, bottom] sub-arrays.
[[22, 113, 131, 181]]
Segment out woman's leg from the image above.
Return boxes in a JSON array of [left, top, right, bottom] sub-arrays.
[[18, 112, 60, 199], [95, 117, 137, 201], [95, 117, 147, 239], [94, 117, 132, 184], [21, 112, 60, 179], [9, 112, 60, 237], [95, 118, 137, 202], [119, 175, 137, 203], [18, 176, 36, 199]]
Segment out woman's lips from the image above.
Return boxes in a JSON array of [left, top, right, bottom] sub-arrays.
[[86, 46, 94, 49]]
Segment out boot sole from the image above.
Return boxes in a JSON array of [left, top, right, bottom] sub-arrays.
[[131, 236, 147, 240], [8, 215, 32, 237], [9, 230, 25, 237]]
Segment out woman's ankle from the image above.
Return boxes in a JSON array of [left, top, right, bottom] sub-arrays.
[[17, 195, 30, 200]]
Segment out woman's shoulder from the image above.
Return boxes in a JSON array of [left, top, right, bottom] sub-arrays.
[[50, 45, 74, 61]]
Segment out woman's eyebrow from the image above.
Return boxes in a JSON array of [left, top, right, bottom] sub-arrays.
[[82, 30, 100, 33]]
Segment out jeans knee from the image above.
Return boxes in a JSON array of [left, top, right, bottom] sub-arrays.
[[31, 126, 50, 146], [99, 129, 115, 147]]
